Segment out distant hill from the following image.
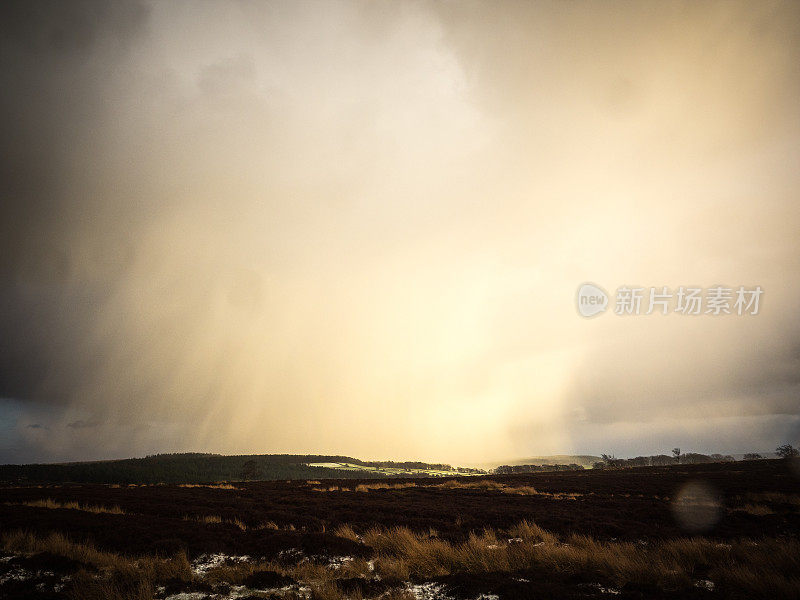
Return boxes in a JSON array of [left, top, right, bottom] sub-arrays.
[[0, 453, 480, 485], [478, 455, 601, 469]]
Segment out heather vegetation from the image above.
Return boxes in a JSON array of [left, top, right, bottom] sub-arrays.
[[1, 459, 798, 599]]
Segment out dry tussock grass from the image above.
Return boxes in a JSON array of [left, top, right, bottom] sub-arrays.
[[354, 482, 417, 492], [4, 519, 798, 599], [201, 559, 275, 585], [311, 479, 545, 496], [2, 530, 126, 569], [311, 485, 349, 492], [333, 523, 361, 542], [181, 514, 292, 531], [182, 514, 247, 530], [434, 479, 526, 493], [2, 530, 192, 600], [307, 579, 413, 600], [176, 483, 238, 490], [349, 520, 800, 597], [7, 498, 125, 515]]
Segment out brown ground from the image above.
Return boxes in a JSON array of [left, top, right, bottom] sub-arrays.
[[0, 459, 798, 599]]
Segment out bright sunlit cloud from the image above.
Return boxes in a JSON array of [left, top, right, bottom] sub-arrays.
[[1, 0, 799, 464]]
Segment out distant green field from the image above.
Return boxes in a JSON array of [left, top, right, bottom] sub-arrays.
[[306, 462, 468, 477]]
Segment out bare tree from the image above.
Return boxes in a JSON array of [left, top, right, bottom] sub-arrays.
[[776, 444, 799, 459], [672, 447, 681, 463]]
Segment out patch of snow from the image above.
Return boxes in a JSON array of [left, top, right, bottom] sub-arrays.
[[0, 566, 33, 585], [328, 555, 354, 569], [695, 579, 715, 591], [407, 582, 453, 600], [278, 547, 304, 561], [585, 582, 621, 595], [164, 593, 210, 600], [190, 553, 251, 576]]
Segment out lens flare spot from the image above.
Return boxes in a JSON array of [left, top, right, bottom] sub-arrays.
[[671, 480, 721, 533]]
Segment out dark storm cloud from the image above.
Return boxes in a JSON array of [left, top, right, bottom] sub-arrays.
[[562, 328, 800, 423], [0, 0, 148, 403], [0, 0, 148, 263]]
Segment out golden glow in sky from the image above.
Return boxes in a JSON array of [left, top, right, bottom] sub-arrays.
[[1, 1, 799, 464]]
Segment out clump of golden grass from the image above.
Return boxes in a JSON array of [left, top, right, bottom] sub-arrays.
[[333, 523, 361, 542], [344, 520, 799, 597], [432, 479, 539, 496], [507, 519, 559, 544], [728, 492, 800, 515], [202, 559, 275, 585], [737, 504, 776, 515], [177, 483, 238, 490], [7, 498, 126, 515], [2, 530, 193, 600], [2, 530, 125, 569], [311, 479, 543, 495], [183, 514, 286, 531], [1, 530, 192, 575], [309, 580, 416, 600], [354, 483, 417, 492], [311, 485, 352, 492]]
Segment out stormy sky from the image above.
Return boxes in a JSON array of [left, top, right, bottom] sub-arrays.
[[1, 0, 799, 465]]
